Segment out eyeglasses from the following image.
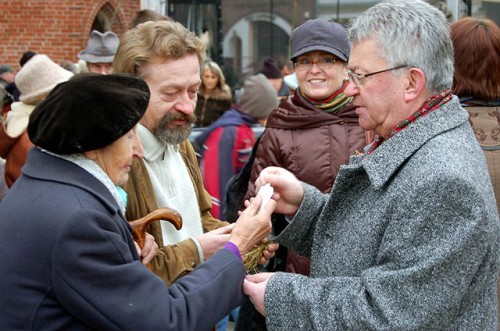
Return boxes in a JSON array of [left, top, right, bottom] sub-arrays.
[[347, 65, 408, 87], [294, 57, 337, 71]]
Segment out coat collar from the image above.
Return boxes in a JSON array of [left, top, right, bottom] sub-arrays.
[[267, 92, 360, 130], [355, 96, 469, 189], [23, 148, 121, 214]]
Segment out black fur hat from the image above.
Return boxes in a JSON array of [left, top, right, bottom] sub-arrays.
[[28, 73, 150, 154]]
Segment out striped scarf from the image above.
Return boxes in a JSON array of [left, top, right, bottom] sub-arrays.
[[301, 80, 353, 115]]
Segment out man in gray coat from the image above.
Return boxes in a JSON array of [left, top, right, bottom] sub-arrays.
[[244, 0, 500, 330]]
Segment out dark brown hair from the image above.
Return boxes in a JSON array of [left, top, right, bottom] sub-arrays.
[[451, 17, 500, 101]]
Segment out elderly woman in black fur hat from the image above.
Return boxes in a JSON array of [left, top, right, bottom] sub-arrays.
[[0, 73, 275, 330]]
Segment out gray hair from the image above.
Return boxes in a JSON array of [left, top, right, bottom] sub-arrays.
[[348, 0, 454, 93]]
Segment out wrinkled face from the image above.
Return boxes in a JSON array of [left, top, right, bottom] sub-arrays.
[[92, 126, 144, 186], [87, 62, 113, 75], [294, 50, 347, 100], [201, 68, 218, 92], [346, 38, 407, 138], [139, 55, 200, 144]]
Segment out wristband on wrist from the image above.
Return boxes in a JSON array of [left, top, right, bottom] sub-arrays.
[[224, 241, 242, 261]]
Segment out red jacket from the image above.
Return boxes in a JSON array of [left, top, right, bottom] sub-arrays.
[[196, 108, 257, 219]]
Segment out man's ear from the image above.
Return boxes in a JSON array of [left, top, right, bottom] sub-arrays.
[[403, 67, 426, 103]]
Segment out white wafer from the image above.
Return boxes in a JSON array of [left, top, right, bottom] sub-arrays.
[[257, 183, 274, 213]]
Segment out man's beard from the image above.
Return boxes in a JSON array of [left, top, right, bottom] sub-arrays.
[[154, 111, 196, 145]]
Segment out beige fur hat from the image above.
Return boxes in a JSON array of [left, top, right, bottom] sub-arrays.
[[15, 54, 73, 105]]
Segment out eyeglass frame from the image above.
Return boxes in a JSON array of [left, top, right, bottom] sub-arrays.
[[347, 65, 408, 87], [293, 57, 338, 72]]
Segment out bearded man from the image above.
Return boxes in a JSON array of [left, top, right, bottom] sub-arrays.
[[112, 21, 273, 285]]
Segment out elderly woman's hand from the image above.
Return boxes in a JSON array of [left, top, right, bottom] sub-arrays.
[[135, 233, 158, 265], [229, 195, 276, 256]]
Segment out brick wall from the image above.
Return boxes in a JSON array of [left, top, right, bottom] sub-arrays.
[[0, 0, 140, 71]]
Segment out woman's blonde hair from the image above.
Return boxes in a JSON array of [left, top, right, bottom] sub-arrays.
[[200, 61, 228, 93]]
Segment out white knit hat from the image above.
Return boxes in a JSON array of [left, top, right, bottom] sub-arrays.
[[15, 54, 74, 105]]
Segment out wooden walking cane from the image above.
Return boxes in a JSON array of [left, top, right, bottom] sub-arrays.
[[128, 208, 183, 270]]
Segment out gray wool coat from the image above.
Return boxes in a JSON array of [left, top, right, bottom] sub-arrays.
[[265, 96, 500, 330]]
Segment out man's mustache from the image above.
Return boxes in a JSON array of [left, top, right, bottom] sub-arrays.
[[165, 112, 196, 124]]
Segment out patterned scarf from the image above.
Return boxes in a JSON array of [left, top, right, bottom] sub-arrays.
[[301, 80, 353, 115], [367, 89, 453, 154]]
